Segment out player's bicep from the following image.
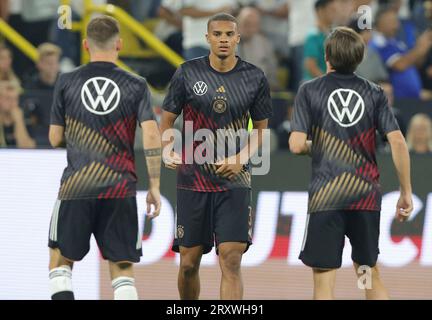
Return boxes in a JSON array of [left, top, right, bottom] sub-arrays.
[[49, 125, 65, 148]]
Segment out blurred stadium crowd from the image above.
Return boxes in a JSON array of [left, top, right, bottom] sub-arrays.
[[0, 0, 431, 155]]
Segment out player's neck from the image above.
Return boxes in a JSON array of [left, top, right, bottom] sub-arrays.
[[208, 53, 238, 73], [89, 53, 118, 64]]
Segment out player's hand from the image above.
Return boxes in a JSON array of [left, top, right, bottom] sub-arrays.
[[146, 187, 161, 219], [163, 151, 182, 170], [215, 155, 243, 180], [396, 193, 413, 222]]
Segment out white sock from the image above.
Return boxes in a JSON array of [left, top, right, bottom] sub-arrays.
[[112, 277, 138, 300], [49, 265, 73, 296]]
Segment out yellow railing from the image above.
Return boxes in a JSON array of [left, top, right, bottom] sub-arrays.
[[0, 18, 39, 61], [61, 0, 183, 67]]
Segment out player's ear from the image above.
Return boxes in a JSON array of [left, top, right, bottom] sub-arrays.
[[83, 39, 89, 52], [116, 38, 123, 52], [206, 33, 210, 44]]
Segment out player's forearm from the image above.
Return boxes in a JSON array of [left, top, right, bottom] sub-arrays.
[[160, 111, 178, 150], [390, 138, 412, 195], [142, 122, 162, 189], [238, 121, 268, 162], [239, 128, 261, 162]]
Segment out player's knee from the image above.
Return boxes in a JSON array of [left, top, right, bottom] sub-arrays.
[[179, 259, 200, 277], [49, 249, 74, 270], [219, 250, 242, 275]]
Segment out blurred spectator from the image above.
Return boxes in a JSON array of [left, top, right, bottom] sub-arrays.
[[0, 81, 35, 148], [23, 43, 60, 90], [21, 43, 60, 146], [379, 80, 406, 134], [154, 0, 183, 55], [127, 0, 162, 21], [287, 0, 316, 91], [334, 0, 355, 26], [4, 0, 26, 79], [412, 0, 431, 34], [336, 0, 379, 26], [253, 0, 289, 60], [386, 0, 417, 50], [406, 113, 432, 154], [370, 7, 432, 99], [180, 0, 237, 60], [0, 0, 8, 20], [237, 7, 279, 89], [0, 45, 21, 86], [348, 17, 389, 83], [15, 0, 57, 78], [303, 0, 338, 81]]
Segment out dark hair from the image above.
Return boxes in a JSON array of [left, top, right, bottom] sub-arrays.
[[315, 0, 335, 11], [325, 26, 365, 74], [86, 15, 120, 47], [207, 13, 238, 31], [348, 16, 363, 34]]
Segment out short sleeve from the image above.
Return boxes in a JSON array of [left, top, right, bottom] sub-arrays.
[[303, 34, 320, 60], [50, 74, 66, 126], [374, 43, 401, 68], [137, 79, 155, 123], [375, 88, 400, 137], [250, 74, 273, 121], [162, 66, 186, 115], [291, 84, 312, 134]]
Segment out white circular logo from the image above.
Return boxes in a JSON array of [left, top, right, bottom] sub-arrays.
[[193, 81, 208, 96], [81, 77, 121, 115], [327, 89, 365, 127]]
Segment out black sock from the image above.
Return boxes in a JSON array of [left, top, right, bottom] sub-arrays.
[[51, 291, 75, 300]]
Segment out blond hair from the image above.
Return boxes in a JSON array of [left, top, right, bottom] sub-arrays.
[[406, 113, 432, 151], [37, 43, 62, 61]]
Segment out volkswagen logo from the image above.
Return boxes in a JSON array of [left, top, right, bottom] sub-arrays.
[[81, 77, 121, 115]]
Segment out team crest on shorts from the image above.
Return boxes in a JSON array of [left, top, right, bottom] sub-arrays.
[[212, 96, 227, 113], [177, 225, 185, 239]]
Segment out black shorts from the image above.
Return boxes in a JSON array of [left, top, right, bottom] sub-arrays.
[[173, 188, 253, 254], [299, 210, 380, 269], [48, 197, 142, 263]]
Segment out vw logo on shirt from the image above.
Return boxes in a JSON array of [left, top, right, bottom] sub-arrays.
[[327, 88, 365, 127], [81, 77, 121, 115], [193, 81, 208, 96]]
